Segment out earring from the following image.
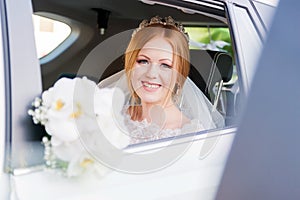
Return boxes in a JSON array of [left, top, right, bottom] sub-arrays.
[[134, 97, 141, 106], [173, 83, 182, 106], [130, 95, 141, 106], [175, 83, 181, 96]]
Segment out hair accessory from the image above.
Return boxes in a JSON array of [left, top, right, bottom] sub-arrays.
[[132, 16, 189, 42]]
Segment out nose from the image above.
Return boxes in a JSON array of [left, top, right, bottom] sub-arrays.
[[146, 63, 159, 79]]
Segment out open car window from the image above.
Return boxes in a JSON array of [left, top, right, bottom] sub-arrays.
[[31, 1, 240, 149], [5, 2, 252, 175]]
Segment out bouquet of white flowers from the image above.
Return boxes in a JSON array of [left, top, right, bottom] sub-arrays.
[[28, 77, 129, 177]]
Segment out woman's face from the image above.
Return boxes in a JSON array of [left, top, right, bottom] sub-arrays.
[[131, 37, 178, 106]]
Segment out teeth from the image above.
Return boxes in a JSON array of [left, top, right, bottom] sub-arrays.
[[143, 82, 159, 89]]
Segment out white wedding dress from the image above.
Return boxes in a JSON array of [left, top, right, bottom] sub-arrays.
[[98, 70, 224, 144], [123, 115, 202, 144]]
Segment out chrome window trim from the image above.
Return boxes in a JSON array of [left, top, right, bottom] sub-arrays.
[[0, 0, 12, 199], [0, 0, 11, 173], [183, 0, 224, 10], [0, 3, 4, 171], [140, 0, 227, 23], [125, 127, 237, 154]]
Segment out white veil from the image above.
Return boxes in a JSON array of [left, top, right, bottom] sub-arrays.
[[98, 69, 225, 131]]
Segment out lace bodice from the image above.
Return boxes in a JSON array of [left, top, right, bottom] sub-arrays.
[[122, 110, 204, 144]]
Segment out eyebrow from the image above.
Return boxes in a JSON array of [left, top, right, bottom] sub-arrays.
[[159, 58, 172, 63], [137, 54, 150, 60], [137, 54, 172, 63]]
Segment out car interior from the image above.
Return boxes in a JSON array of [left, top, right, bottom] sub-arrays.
[[31, 0, 240, 131]]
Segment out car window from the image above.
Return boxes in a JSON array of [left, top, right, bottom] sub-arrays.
[[28, 9, 239, 155], [32, 14, 71, 59], [185, 25, 238, 123], [186, 26, 233, 55], [10, 1, 243, 175], [32, 4, 240, 148]]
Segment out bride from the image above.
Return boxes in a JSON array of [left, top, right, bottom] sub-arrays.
[[99, 16, 224, 144]]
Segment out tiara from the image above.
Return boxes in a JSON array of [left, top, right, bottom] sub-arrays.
[[132, 16, 189, 42]]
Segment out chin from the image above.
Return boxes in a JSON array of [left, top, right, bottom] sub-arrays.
[[140, 96, 161, 105], [138, 93, 165, 105], [136, 87, 171, 105]]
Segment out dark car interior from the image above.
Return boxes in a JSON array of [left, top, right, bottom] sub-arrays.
[[31, 0, 239, 126]]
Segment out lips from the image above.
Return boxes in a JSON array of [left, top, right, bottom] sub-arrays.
[[141, 81, 161, 91]]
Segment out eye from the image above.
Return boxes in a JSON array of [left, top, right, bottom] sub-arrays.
[[161, 63, 172, 69], [137, 59, 149, 65]]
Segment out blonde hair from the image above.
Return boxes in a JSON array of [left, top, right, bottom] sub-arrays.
[[125, 24, 190, 121]]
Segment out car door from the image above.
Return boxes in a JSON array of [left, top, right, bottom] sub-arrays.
[[5, 0, 279, 199], [225, 0, 279, 90], [0, 0, 43, 197]]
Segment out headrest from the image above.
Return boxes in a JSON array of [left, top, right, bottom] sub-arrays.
[[189, 49, 233, 82], [189, 49, 233, 99]]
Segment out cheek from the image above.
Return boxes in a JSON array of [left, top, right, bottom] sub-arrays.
[[130, 65, 144, 91], [160, 70, 178, 89]]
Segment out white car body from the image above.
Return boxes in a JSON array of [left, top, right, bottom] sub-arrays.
[[0, 0, 282, 199]]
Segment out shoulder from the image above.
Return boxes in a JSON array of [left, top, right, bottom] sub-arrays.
[[181, 118, 205, 133]]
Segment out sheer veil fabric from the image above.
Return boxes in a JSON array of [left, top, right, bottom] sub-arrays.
[[98, 70, 224, 143]]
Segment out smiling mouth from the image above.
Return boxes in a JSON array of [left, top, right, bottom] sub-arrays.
[[142, 81, 161, 89]]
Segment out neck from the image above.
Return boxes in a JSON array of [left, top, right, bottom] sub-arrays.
[[141, 101, 176, 123]]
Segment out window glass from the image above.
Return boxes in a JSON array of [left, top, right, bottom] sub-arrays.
[[185, 26, 238, 124], [32, 10, 239, 151], [185, 27, 233, 56], [32, 14, 71, 58]]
